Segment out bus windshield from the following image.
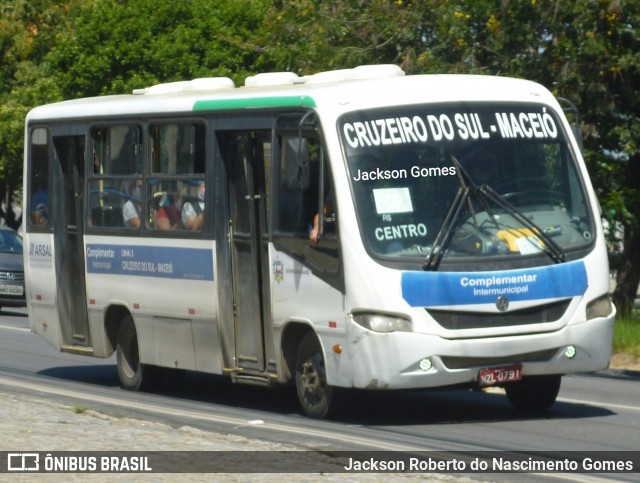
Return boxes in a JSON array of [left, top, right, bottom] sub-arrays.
[[340, 102, 595, 266]]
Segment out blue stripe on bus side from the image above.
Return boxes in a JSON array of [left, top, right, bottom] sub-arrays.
[[401, 260, 587, 307], [86, 244, 213, 281]]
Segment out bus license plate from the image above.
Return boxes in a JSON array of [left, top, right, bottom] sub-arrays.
[[0, 284, 23, 296], [478, 364, 522, 387]]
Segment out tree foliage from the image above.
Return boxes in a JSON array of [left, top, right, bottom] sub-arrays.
[[1, 0, 639, 313], [0, 0, 79, 227], [47, 0, 270, 96]]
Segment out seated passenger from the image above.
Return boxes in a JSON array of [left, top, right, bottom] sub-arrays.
[[122, 180, 142, 228], [181, 180, 205, 230], [155, 193, 183, 230], [31, 181, 48, 226]]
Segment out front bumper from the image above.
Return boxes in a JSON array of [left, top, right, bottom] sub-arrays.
[[343, 313, 615, 390]]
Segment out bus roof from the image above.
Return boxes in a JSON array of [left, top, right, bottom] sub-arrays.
[[26, 65, 558, 122]]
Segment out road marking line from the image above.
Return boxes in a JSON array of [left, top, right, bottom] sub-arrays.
[[485, 386, 640, 411], [558, 396, 640, 412], [0, 324, 30, 332]]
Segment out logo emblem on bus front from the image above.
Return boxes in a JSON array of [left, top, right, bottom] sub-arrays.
[[496, 296, 509, 312]]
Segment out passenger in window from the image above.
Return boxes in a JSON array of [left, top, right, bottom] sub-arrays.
[[155, 193, 183, 230], [181, 180, 205, 230], [309, 192, 334, 245], [31, 179, 49, 226], [93, 153, 104, 174], [122, 180, 142, 228]]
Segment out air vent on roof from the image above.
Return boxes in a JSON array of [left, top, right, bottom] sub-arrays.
[[133, 77, 235, 95], [303, 69, 353, 85], [187, 77, 235, 91], [303, 64, 407, 85], [240, 64, 405, 88], [346, 64, 405, 80], [244, 72, 300, 87]]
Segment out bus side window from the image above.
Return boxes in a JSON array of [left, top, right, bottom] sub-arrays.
[[28, 127, 50, 230], [110, 126, 142, 175], [274, 134, 340, 279], [148, 122, 206, 231], [150, 123, 204, 176], [88, 125, 142, 229], [277, 137, 307, 233], [275, 135, 321, 236]]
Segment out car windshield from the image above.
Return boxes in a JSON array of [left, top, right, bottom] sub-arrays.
[[339, 102, 594, 266], [0, 230, 23, 254]]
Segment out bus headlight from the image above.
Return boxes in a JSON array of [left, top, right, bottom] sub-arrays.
[[352, 312, 413, 333], [586, 294, 613, 320]]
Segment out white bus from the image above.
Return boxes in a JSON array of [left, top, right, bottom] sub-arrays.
[[24, 65, 615, 418]]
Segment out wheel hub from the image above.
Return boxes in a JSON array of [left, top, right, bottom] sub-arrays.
[[301, 359, 323, 400]]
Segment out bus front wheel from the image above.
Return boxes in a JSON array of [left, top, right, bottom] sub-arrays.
[[295, 332, 335, 419], [505, 375, 561, 412], [116, 315, 147, 391]]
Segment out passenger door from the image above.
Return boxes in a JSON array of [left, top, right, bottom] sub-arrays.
[[219, 131, 274, 372], [52, 135, 91, 346]]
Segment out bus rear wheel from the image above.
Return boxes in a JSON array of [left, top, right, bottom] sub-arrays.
[[116, 314, 147, 391], [505, 375, 561, 412], [295, 332, 335, 419]]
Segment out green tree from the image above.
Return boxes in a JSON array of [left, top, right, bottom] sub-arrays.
[[548, 1, 640, 317], [47, 0, 270, 97], [0, 0, 80, 228], [259, 0, 443, 74]]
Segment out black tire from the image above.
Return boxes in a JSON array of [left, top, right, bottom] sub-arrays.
[[116, 314, 147, 391], [295, 332, 336, 419], [505, 375, 561, 412]]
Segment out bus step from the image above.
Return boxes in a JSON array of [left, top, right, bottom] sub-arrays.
[[61, 345, 95, 356], [229, 372, 276, 387]]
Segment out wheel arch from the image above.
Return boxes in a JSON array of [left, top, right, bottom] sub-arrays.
[[280, 321, 318, 383], [104, 304, 133, 354]]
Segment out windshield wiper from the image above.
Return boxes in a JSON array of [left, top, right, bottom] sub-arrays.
[[423, 156, 565, 270], [423, 156, 474, 270], [422, 185, 468, 270]]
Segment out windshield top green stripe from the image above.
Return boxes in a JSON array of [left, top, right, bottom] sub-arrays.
[[193, 95, 316, 111]]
